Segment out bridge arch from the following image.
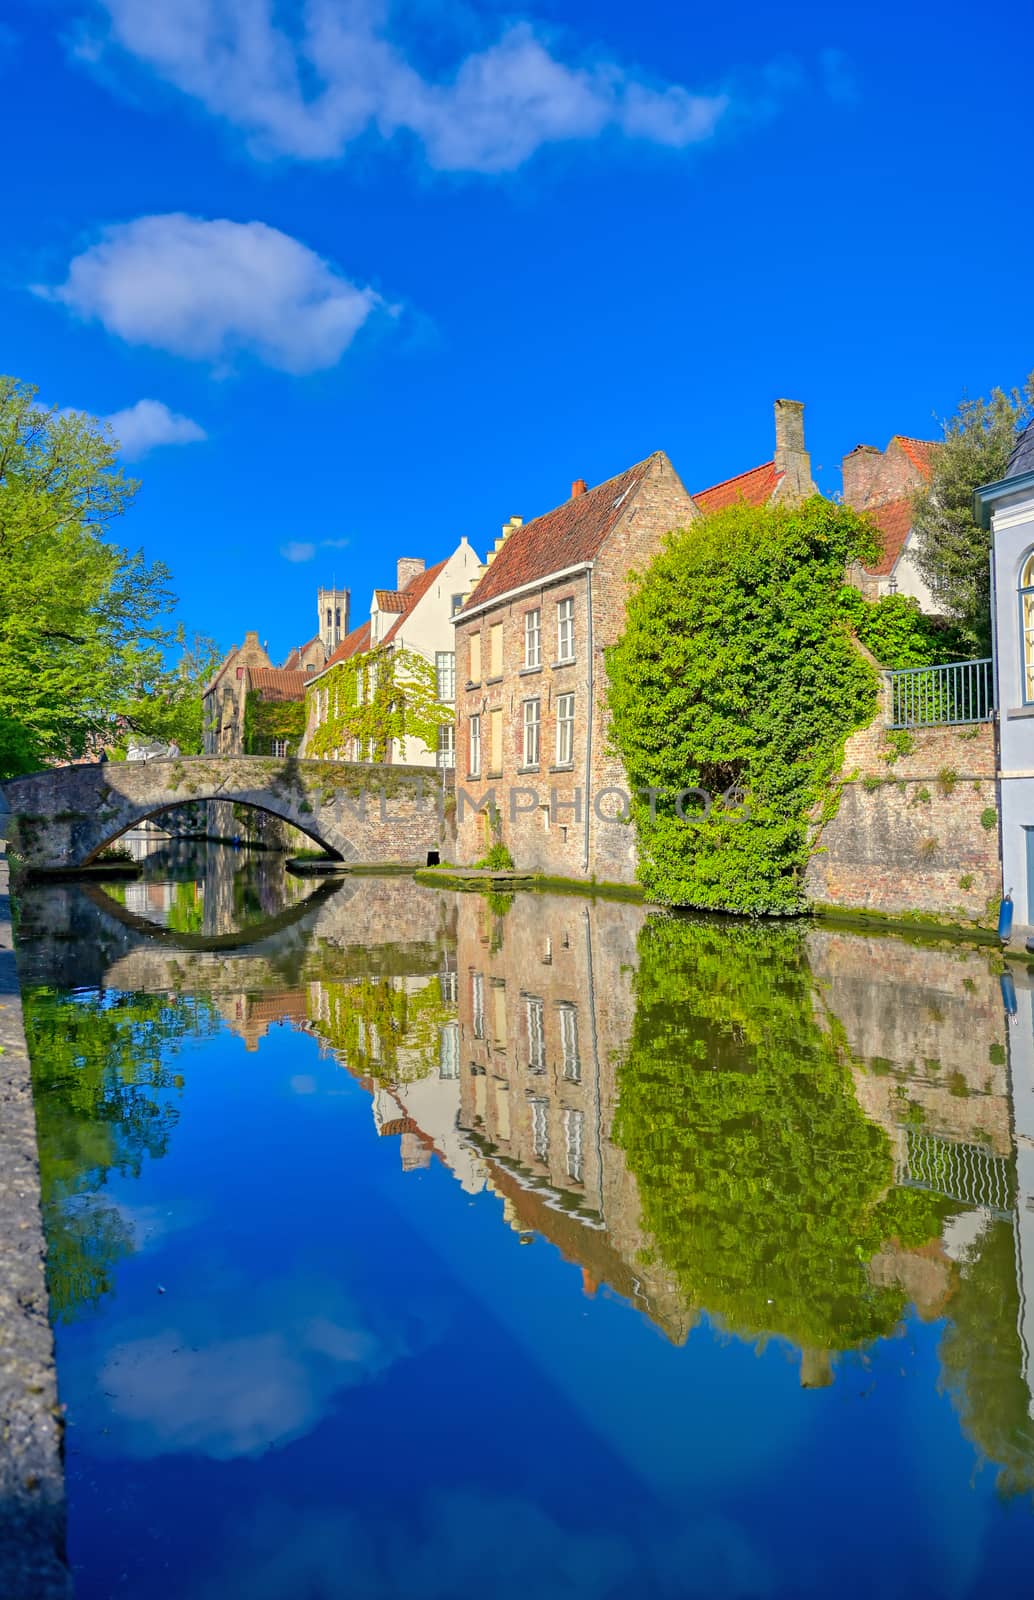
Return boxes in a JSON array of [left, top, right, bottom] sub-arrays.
[[1, 755, 452, 876]]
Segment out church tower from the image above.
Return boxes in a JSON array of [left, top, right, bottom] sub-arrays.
[[318, 586, 350, 656]]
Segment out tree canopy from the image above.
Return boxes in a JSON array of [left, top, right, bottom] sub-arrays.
[[912, 374, 1034, 654], [606, 497, 881, 912], [0, 376, 198, 776]]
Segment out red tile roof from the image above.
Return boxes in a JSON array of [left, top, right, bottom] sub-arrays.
[[247, 668, 308, 701], [693, 459, 782, 514], [282, 634, 321, 671], [461, 457, 659, 613], [324, 619, 371, 668], [860, 497, 913, 576], [381, 559, 448, 645], [374, 590, 408, 612], [892, 436, 938, 480]]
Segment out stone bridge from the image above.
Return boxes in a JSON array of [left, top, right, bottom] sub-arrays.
[[0, 756, 454, 875]]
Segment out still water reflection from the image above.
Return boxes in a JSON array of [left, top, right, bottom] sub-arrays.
[[14, 844, 1034, 1596]]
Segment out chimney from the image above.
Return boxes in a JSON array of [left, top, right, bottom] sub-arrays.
[[773, 399, 817, 503], [571, 478, 588, 498], [397, 557, 425, 591], [841, 444, 883, 509]]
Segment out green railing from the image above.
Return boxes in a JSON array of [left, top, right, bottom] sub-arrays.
[[887, 658, 994, 729]]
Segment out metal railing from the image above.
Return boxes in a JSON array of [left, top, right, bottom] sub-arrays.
[[887, 658, 995, 730], [897, 1128, 1013, 1216]]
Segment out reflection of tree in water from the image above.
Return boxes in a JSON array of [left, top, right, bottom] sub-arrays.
[[939, 1218, 1034, 1495], [23, 986, 215, 1321], [613, 915, 944, 1362]]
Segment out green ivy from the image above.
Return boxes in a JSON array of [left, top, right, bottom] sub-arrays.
[[243, 693, 306, 755], [842, 590, 968, 668], [607, 499, 881, 912], [306, 647, 451, 763]]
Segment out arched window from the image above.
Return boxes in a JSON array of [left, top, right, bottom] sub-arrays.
[[1021, 551, 1034, 703]]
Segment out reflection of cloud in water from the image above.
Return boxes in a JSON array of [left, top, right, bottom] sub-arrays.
[[94, 1273, 408, 1460], [188, 1492, 772, 1600]]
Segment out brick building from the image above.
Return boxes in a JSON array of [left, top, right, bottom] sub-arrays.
[[841, 434, 940, 608], [451, 451, 698, 881], [451, 399, 816, 882]]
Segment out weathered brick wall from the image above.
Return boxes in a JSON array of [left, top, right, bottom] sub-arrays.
[[805, 719, 1000, 921], [842, 439, 924, 509]]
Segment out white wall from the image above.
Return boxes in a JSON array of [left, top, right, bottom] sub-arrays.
[[992, 485, 1034, 926], [388, 539, 482, 767]]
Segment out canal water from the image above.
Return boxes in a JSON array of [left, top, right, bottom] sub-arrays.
[[13, 841, 1034, 1597]]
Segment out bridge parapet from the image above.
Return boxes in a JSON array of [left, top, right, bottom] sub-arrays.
[[0, 756, 455, 875]]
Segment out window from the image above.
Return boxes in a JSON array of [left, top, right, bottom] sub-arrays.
[[525, 608, 542, 668], [469, 714, 481, 777], [531, 1097, 550, 1163], [559, 1004, 580, 1081], [335, 607, 341, 629], [489, 707, 503, 773], [472, 972, 485, 1039], [556, 693, 575, 765], [1022, 552, 1034, 703], [451, 593, 464, 616], [489, 622, 504, 677], [271, 737, 289, 758], [436, 651, 456, 702], [326, 608, 332, 629], [526, 996, 545, 1072], [564, 1108, 584, 1184], [437, 723, 455, 769], [439, 1023, 460, 1079], [469, 632, 482, 683], [522, 698, 541, 768], [557, 597, 574, 662]]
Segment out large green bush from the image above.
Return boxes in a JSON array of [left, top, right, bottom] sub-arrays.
[[607, 498, 880, 912]]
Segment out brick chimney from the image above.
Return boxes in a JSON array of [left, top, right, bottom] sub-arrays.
[[397, 557, 425, 591], [571, 478, 588, 498], [841, 444, 884, 509], [773, 399, 817, 503]]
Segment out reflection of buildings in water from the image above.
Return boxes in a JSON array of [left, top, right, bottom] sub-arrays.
[[1003, 969, 1034, 1420], [454, 892, 693, 1343]]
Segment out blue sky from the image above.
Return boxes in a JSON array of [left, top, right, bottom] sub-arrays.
[[2, 0, 1031, 662]]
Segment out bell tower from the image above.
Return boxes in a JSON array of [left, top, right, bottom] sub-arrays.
[[318, 586, 350, 656]]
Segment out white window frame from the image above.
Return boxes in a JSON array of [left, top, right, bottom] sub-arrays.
[[559, 1003, 580, 1081], [526, 995, 545, 1072], [472, 971, 485, 1039], [531, 1096, 550, 1163], [436, 651, 456, 703], [436, 723, 456, 769], [1021, 551, 1034, 705], [564, 1107, 584, 1185], [469, 713, 481, 778], [522, 698, 541, 769], [525, 608, 542, 669], [557, 597, 575, 663], [556, 693, 575, 766]]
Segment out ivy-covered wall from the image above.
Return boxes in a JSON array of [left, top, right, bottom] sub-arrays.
[[304, 646, 451, 763], [243, 693, 307, 755]]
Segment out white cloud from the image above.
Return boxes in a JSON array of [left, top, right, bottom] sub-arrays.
[[280, 540, 317, 563], [84, 0, 734, 172], [320, 536, 349, 549], [103, 397, 207, 458], [36, 213, 384, 374]]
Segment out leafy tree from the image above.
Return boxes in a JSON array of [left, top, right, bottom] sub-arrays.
[[841, 590, 968, 668], [613, 915, 941, 1357], [122, 631, 223, 755], [607, 498, 880, 912], [0, 376, 179, 776], [912, 374, 1034, 653]]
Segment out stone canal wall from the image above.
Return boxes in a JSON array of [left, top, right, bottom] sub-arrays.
[[806, 720, 1000, 924], [0, 853, 70, 1599]]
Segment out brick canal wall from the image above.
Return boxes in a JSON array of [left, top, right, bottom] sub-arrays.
[[0, 853, 71, 1598], [805, 719, 1000, 923]]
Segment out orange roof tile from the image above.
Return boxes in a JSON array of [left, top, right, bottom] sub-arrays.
[[693, 459, 782, 514], [860, 497, 913, 576], [381, 559, 448, 645], [374, 590, 408, 611], [892, 436, 939, 480], [247, 668, 308, 701], [461, 457, 659, 613]]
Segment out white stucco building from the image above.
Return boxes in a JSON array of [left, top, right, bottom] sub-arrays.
[[978, 421, 1034, 929]]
